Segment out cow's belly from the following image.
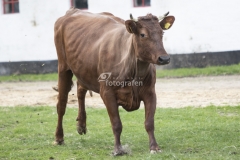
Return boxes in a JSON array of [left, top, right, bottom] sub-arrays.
[[76, 77, 100, 93], [116, 88, 141, 111], [68, 59, 101, 93]]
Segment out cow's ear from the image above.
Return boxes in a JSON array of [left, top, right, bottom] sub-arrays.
[[160, 16, 175, 30], [125, 20, 138, 34]]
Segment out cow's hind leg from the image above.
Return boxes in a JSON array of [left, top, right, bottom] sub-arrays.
[[55, 69, 73, 145], [76, 82, 87, 135]]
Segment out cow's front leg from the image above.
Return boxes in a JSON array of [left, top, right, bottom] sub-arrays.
[[76, 82, 87, 135], [100, 89, 126, 156], [143, 91, 161, 153]]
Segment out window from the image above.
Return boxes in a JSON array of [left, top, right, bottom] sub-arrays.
[[133, 0, 150, 7], [71, 0, 88, 9], [3, 0, 19, 14]]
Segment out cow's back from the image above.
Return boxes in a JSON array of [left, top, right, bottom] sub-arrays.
[[54, 8, 129, 92], [55, 8, 124, 34]]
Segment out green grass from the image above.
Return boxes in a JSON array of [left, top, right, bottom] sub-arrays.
[[156, 63, 240, 78], [0, 73, 59, 82], [0, 106, 239, 159], [0, 73, 77, 82], [0, 64, 240, 82]]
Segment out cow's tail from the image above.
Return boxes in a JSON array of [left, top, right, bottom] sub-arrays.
[[89, 90, 93, 97]]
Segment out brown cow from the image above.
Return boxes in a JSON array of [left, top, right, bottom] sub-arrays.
[[54, 8, 175, 155]]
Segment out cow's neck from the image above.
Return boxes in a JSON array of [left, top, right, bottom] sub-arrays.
[[136, 59, 150, 78], [117, 35, 152, 109], [118, 35, 151, 81], [131, 38, 151, 80]]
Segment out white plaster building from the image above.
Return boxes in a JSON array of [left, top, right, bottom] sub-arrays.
[[0, 0, 240, 62]]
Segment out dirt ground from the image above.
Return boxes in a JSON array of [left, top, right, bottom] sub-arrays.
[[0, 75, 239, 108]]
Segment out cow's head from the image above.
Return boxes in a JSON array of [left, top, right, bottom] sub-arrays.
[[125, 12, 175, 65]]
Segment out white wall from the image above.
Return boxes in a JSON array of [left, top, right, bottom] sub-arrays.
[[152, 0, 240, 54], [0, 0, 240, 62], [0, 0, 70, 62]]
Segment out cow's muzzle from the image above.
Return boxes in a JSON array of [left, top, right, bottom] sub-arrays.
[[158, 55, 170, 65]]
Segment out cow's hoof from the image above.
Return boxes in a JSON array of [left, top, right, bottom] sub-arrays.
[[112, 150, 127, 156], [53, 140, 64, 145], [112, 145, 130, 156], [77, 126, 87, 135], [150, 149, 162, 154]]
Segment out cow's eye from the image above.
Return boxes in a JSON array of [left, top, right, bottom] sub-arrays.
[[140, 34, 145, 38]]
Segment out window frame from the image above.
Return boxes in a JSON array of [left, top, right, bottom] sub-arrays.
[[70, 0, 88, 10], [133, 0, 151, 7], [2, 0, 19, 14]]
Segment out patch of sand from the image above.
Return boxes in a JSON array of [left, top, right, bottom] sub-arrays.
[[0, 75, 239, 108]]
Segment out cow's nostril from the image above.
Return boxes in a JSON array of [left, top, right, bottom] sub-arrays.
[[158, 56, 170, 64]]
